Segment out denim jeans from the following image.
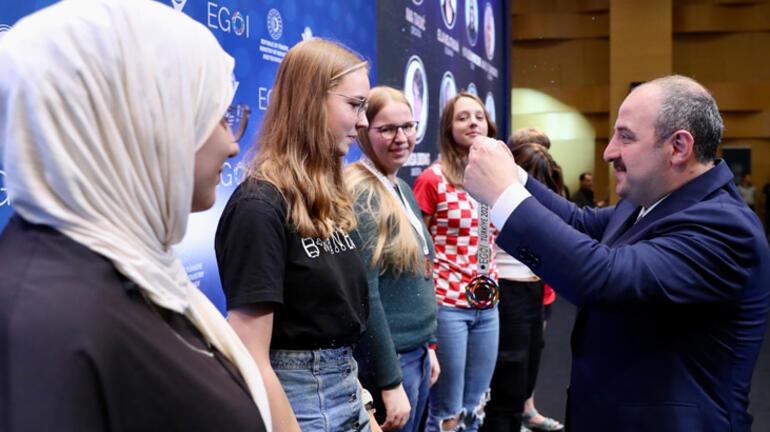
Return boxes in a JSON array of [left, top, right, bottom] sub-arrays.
[[428, 305, 499, 431], [357, 343, 431, 432], [271, 346, 370, 432], [399, 344, 432, 432]]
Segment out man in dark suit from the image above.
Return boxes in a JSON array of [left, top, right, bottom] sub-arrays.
[[464, 75, 770, 432]]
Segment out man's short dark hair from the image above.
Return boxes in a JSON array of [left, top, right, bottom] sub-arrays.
[[579, 172, 592, 182], [647, 75, 723, 163]]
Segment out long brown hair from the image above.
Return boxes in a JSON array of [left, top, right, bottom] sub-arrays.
[[512, 143, 565, 196], [438, 91, 497, 186], [345, 87, 422, 276], [248, 38, 368, 238]]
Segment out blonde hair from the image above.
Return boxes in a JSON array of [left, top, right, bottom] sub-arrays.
[[248, 38, 368, 238], [438, 91, 497, 186], [345, 86, 423, 276]]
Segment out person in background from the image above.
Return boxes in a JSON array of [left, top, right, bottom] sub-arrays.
[[507, 127, 550, 150], [216, 38, 375, 432], [571, 172, 597, 208], [507, 128, 570, 200], [737, 172, 756, 211], [464, 75, 770, 432], [346, 86, 440, 432], [413, 92, 499, 432], [0, 0, 271, 430]]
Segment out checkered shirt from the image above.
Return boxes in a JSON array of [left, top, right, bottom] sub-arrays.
[[413, 164, 498, 308]]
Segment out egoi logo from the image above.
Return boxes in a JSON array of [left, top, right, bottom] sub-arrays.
[[207, 2, 251, 38]]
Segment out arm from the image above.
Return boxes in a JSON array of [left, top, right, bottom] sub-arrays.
[[228, 306, 301, 432], [497, 196, 757, 307], [525, 175, 613, 241]]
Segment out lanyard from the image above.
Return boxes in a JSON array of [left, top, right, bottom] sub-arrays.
[[475, 200, 491, 276], [466, 196, 498, 308], [359, 157, 430, 256]]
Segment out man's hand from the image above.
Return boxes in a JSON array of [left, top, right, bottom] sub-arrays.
[[428, 347, 441, 386], [464, 137, 519, 206], [380, 384, 411, 430]]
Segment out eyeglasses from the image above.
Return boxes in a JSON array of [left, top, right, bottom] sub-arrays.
[[328, 92, 368, 117], [223, 104, 251, 142], [369, 121, 419, 140]]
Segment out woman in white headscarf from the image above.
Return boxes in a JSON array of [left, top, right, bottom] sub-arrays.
[[0, 1, 271, 430]]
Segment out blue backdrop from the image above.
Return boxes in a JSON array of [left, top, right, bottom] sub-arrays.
[[0, 0, 509, 313]]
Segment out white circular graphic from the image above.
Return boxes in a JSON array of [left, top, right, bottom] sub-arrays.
[[267, 8, 283, 40], [485, 92, 496, 124], [404, 55, 428, 144], [484, 3, 495, 60], [467, 82, 478, 97], [439, 71, 457, 117], [440, 0, 457, 29], [412, 0, 424, 5], [465, 0, 479, 46]]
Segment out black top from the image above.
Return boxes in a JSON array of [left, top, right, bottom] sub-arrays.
[[216, 179, 368, 350], [0, 216, 266, 432]]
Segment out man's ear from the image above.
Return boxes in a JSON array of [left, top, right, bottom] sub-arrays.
[[670, 130, 694, 166]]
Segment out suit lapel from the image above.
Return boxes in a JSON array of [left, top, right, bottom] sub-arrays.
[[601, 201, 641, 246]]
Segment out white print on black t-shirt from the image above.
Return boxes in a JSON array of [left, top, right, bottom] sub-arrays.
[[301, 231, 356, 259]]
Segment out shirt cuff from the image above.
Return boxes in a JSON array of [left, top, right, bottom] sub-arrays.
[[490, 181, 531, 229]]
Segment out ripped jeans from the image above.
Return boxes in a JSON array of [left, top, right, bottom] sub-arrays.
[[427, 305, 499, 431]]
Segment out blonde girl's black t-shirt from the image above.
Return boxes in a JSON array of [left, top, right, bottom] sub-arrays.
[[215, 179, 368, 350]]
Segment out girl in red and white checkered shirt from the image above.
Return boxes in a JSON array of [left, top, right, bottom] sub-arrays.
[[413, 92, 499, 432]]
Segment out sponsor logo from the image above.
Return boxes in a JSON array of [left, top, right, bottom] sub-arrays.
[[170, 0, 187, 12], [207, 2, 250, 38], [266, 8, 283, 40]]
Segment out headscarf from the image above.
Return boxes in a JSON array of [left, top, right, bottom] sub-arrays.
[[0, 0, 271, 428]]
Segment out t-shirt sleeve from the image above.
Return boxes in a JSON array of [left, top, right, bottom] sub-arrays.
[[412, 168, 439, 217], [215, 195, 287, 310]]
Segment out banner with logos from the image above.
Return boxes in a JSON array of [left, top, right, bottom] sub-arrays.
[[0, 0, 509, 312], [376, 0, 510, 183]]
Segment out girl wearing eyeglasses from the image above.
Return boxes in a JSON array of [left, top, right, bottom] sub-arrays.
[[345, 87, 440, 432], [215, 38, 376, 432], [412, 92, 499, 432]]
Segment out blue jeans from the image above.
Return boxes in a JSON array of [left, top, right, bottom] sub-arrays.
[[356, 343, 431, 432], [428, 306, 499, 431], [271, 346, 370, 432], [399, 344, 432, 432]]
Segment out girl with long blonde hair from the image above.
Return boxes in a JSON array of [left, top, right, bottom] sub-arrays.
[[412, 92, 499, 431], [345, 87, 439, 432], [216, 38, 374, 431]]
